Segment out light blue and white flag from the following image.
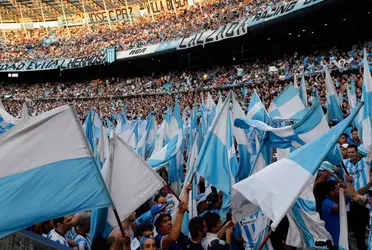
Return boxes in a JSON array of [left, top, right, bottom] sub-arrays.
[[235, 98, 343, 166], [180, 135, 199, 236], [346, 79, 359, 128], [339, 189, 349, 250], [196, 91, 235, 221], [300, 73, 308, 107], [325, 67, 344, 123], [137, 111, 157, 159], [147, 134, 183, 170], [126, 121, 139, 149], [232, 94, 252, 181], [286, 175, 332, 248], [231, 102, 362, 228], [268, 84, 308, 121], [0, 105, 112, 238], [206, 92, 216, 110], [293, 74, 299, 89], [247, 90, 270, 123], [360, 49, 372, 153]]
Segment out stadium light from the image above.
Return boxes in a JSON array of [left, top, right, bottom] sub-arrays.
[[324, 23, 328, 26], [297, 35, 301, 37], [343, 18, 346, 21], [311, 31, 314, 34], [289, 33, 292, 35], [267, 38, 270, 41], [302, 29, 305, 32]]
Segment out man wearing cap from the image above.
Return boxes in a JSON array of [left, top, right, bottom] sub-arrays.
[[340, 143, 349, 159], [73, 213, 91, 250], [135, 203, 168, 226]]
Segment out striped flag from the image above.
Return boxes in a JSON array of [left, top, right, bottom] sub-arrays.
[[360, 49, 372, 153], [0, 105, 112, 238], [106, 47, 116, 64], [268, 84, 308, 121], [235, 98, 342, 166], [247, 90, 270, 123], [325, 67, 343, 122], [231, 102, 362, 228], [196, 91, 235, 221]]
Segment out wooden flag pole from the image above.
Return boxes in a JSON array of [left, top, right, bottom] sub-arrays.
[[112, 206, 129, 243], [340, 161, 350, 176], [258, 229, 273, 250]]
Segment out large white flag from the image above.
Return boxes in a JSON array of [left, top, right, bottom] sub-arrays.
[[102, 133, 166, 226]]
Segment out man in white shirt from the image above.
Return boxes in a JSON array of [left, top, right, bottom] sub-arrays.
[[47, 215, 77, 249], [201, 212, 233, 250]]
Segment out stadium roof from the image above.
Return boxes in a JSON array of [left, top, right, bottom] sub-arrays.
[[0, 0, 139, 22]]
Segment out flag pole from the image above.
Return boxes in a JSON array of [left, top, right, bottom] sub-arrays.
[[257, 228, 273, 250], [340, 161, 350, 176], [112, 206, 129, 241]]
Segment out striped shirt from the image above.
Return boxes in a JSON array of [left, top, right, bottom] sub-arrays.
[[234, 211, 271, 250], [74, 234, 91, 250], [344, 158, 371, 191], [47, 229, 69, 247]]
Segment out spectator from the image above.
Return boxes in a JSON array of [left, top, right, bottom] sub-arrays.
[[348, 128, 362, 147], [47, 215, 77, 249], [74, 212, 91, 250], [184, 217, 207, 250], [201, 212, 233, 250], [132, 223, 154, 250]]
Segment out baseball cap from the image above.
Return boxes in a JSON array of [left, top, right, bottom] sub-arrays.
[[151, 204, 167, 216], [358, 144, 367, 157], [341, 143, 349, 149], [320, 161, 334, 172]]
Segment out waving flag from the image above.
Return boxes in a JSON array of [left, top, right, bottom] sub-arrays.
[[231, 102, 362, 228], [232, 94, 252, 181], [137, 111, 157, 159], [147, 134, 183, 170], [217, 92, 223, 113], [300, 73, 308, 107], [91, 132, 166, 243], [360, 49, 372, 153], [196, 91, 234, 221], [325, 67, 343, 123], [339, 189, 349, 250], [0, 105, 112, 238], [20, 103, 30, 123], [346, 79, 359, 128], [235, 98, 342, 165], [126, 121, 139, 149], [286, 175, 332, 248], [268, 84, 308, 121], [247, 90, 269, 123], [98, 124, 110, 164]]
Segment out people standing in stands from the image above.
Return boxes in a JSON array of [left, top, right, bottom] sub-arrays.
[[74, 213, 91, 250], [184, 217, 207, 250], [47, 215, 77, 249]]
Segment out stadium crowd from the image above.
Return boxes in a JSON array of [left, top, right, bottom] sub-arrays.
[[1, 38, 372, 122], [0, 0, 289, 63]]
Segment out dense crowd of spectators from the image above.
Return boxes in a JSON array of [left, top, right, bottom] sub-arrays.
[[0, 0, 289, 63], [1, 38, 372, 123]]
